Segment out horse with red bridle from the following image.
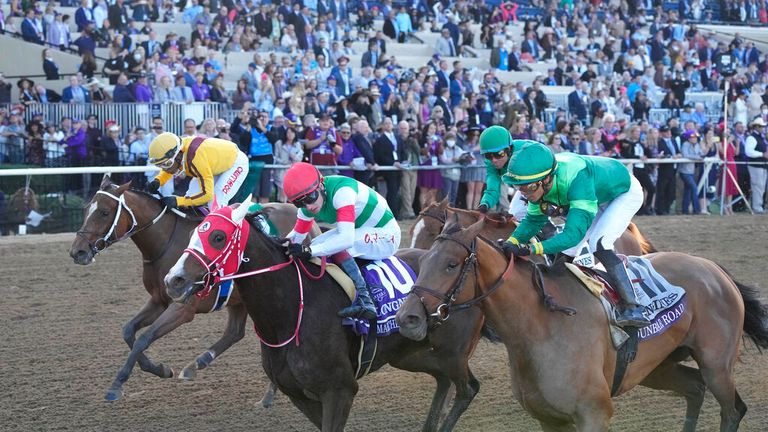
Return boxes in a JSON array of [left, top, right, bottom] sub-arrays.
[[397, 215, 768, 431], [69, 175, 310, 401]]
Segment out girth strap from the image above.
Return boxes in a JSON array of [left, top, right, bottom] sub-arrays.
[[611, 327, 638, 396]]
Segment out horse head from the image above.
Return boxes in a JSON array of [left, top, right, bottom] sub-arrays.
[[410, 198, 449, 249], [69, 174, 134, 265], [165, 195, 252, 303], [397, 214, 489, 341]]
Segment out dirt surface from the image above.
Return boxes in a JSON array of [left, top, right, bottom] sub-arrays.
[[1, 216, 767, 432]]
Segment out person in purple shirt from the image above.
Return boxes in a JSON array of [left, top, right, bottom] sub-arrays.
[[336, 122, 362, 177], [191, 72, 211, 102], [64, 117, 88, 192], [133, 73, 153, 102]]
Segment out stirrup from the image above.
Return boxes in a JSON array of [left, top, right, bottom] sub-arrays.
[[615, 306, 650, 328], [338, 298, 377, 320]]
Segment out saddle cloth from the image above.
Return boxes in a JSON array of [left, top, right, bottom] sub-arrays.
[[566, 256, 687, 347], [339, 256, 417, 337]]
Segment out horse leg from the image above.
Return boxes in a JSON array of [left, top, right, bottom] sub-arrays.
[[420, 376, 452, 432], [121, 299, 168, 377], [287, 395, 323, 430], [179, 303, 248, 381], [573, 395, 613, 432], [259, 381, 278, 409], [320, 389, 355, 432], [105, 302, 195, 401], [640, 363, 706, 432], [438, 371, 480, 432], [695, 352, 745, 432]]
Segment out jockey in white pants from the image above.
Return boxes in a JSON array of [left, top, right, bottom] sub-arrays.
[[283, 162, 401, 319]]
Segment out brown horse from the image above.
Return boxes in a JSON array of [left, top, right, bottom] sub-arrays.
[[410, 199, 656, 256], [68, 175, 312, 401], [164, 201, 486, 431], [397, 215, 768, 432]]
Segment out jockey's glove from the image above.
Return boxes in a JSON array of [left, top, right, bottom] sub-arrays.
[[146, 179, 161, 194], [160, 196, 178, 208], [500, 240, 531, 258], [287, 243, 312, 260], [477, 203, 489, 214]]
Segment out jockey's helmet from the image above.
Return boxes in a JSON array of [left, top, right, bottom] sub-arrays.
[[148, 132, 182, 168], [284, 162, 324, 202], [479, 125, 512, 154], [503, 141, 556, 186]]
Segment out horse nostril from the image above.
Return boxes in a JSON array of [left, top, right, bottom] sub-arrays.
[[170, 276, 188, 290], [404, 314, 423, 328]]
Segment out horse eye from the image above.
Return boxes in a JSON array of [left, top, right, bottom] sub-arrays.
[[100, 210, 110, 217], [447, 261, 458, 271]]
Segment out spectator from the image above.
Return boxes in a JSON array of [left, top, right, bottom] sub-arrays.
[[679, 130, 703, 215], [568, 80, 589, 125], [655, 125, 681, 215], [113, 73, 136, 103], [133, 73, 154, 102], [350, 117, 377, 185], [191, 72, 211, 102], [0, 74, 11, 104], [17, 78, 36, 104], [62, 76, 91, 104], [209, 75, 228, 104], [21, 9, 43, 44], [273, 126, 304, 202], [745, 118, 768, 213], [47, 13, 71, 49], [418, 122, 443, 210], [64, 118, 87, 193], [232, 108, 273, 203], [361, 40, 382, 69], [232, 79, 254, 110], [43, 123, 65, 167], [173, 74, 195, 104], [373, 117, 405, 217], [435, 28, 457, 57], [75, 0, 94, 32], [154, 76, 174, 103], [108, 0, 129, 31], [0, 113, 25, 164]]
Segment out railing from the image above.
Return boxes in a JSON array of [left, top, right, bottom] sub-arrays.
[[4, 103, 227, 136]]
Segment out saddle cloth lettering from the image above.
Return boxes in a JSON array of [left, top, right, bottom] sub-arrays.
[[566, 256, 687, 343], [342, 256, 416, 337]]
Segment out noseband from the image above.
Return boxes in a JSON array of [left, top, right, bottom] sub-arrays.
[[76, 190, 167, 256]]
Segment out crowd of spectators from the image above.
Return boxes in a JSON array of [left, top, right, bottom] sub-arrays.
[[1, 0, 768, 217]]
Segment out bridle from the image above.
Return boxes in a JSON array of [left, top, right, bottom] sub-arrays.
[[76, 190, 168, 257], [410, 234, 514, 323], [182, 212, 325, 347]]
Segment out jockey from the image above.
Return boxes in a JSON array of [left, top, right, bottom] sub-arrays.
[[283, 162, 401, 320], [476, 125, 530, 220], [146, 132, 249, 209], [500, 142, 649, 327]]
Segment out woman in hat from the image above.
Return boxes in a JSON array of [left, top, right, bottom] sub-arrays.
[[17, 78, 36, 104]]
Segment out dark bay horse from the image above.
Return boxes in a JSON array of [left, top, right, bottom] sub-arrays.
[[397, 216, 768, 432], [410, 199, 656, 256], [165, 201, 485, 432], [68, 175, 310, 401]]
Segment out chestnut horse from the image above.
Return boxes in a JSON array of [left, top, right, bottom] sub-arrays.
[[164, 201, 486, 432], [409, 199, 656, 256], [69, 175, 312, 401], [397, 216, 768, 432]]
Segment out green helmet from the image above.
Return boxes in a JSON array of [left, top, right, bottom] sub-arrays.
[[479, 125, 512, 154], [502, 142, 556, 186]]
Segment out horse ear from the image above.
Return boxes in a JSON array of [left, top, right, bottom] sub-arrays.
[[465, 217, 486, 239], [438, 197, 449, 211], [231, 194, 253, 223], [99, 174, 113, 190], [114, 180, 132, 196], [442, 211, 461, 234]]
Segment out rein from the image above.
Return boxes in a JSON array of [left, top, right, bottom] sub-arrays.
[[184, 213, 327, 347], [76, 190, 168, 256], [411, 234, 575, 323]]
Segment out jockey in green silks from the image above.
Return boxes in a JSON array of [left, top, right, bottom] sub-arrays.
[[476, 125, 533, 220], [500, 142, 649, 327]]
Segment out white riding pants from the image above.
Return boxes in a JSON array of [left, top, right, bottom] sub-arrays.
[[186, 151, 249, 209]]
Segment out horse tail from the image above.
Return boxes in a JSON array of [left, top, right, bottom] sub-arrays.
[[626, 222, 658, 254], [480, 322, 502, 344], [717, 264, 768, 351]]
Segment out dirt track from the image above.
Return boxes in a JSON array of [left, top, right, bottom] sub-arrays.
[[1, 215, 767, 431]]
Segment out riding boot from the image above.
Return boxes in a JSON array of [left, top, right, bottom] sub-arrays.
[[336, 257, 378, 320], [593, 249, 650, 328]]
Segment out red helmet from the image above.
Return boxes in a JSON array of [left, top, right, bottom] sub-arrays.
[[284, 162, 323, 202]]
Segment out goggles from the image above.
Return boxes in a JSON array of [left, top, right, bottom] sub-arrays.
[[291, 189, 321, 208], [516, 180, 542, 194], [483, 149, 509, 161], [149, 145, 181, 169]]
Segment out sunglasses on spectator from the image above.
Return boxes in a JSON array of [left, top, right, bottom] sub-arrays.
[[483, 149, 509, 161], [152, 125, 163, 129], [291, 190, 321, 208]]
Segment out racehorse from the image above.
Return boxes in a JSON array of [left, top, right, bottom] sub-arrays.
[[409, 199, 656, 256], [68, 175, 311, 401], [397, 215, 768, 432], [164, 200, 487, 432]]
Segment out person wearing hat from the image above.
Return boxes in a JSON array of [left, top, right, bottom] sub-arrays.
[[501, 142, 649, 327], [17, 78, 37, 103], [475, 126, 530, 218], [282, 162, 401, 319], [745, 117, 768, 213], [329, 55, 353, 97], [146, 131, 249, 210]]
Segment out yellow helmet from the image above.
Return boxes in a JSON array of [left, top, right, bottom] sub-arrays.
[[148, 132, 182, 168]]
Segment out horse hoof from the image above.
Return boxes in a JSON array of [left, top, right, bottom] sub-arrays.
[[178, 367, 196, 381], [160, 364, 175, 379], [105, 389, 124, 402]]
